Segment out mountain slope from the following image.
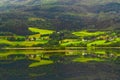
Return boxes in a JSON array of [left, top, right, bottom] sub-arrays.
[[0, 0, 120, 35]]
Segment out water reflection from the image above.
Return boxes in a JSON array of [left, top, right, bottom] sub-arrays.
[[0, 49, 119, 65], [0, 49, 120, 80]]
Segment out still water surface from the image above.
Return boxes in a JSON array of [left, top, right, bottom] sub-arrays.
[[0, 49, 120, 80]]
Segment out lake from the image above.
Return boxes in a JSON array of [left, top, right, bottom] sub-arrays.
[[0, 49, 120, 80]]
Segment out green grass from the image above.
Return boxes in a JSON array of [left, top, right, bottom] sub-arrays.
[[28, 34, 41, 39], [115, 38, 120, 41], [0, 27, 53, 47], [87, 39, 120, 47], [0, 39, 48, 47], [29, 27, 54, 35], [0, 39, 13, 45], [14, 40, 48, 47], [73, 30, 105, 37], [61, 41, 81, 46], [87, 40, 106, 47], [13, 41, 47, 47], [60, 39, 81, 46]]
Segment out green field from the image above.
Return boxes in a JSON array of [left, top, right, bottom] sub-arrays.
[[87, 40, 106, 47], [73, 30, 105, 37], [61, 41, 81, 46], [0, 39, 13, 45], [0, 27, 55, 48], [0, 39, 48, 47], [29, 27, 54, 35], [0, 28, 119, 48], [87, 38, 120, 47]]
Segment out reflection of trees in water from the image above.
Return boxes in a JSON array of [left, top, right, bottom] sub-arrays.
[[0, 50, 117, 64], [26, 52, 79, 64], [0, 54, 27, 61], [0, 51, 120, 80], [50, 55, 65, 63], [26, 54, 42, 61], [0, 50, 118, 64], [81, 51, 116, 59]]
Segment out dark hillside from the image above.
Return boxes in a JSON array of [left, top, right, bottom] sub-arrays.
[[0, 0, 120, 35]]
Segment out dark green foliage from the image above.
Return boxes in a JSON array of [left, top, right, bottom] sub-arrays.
[[32, 43, 44, 47], [16, 37, 26, 41], [7, 36, 25, 41], [51, 39, 59, 45], [7, 36, 16, 41], [49, 32, 64, 40], [0, 0, 120, 36]]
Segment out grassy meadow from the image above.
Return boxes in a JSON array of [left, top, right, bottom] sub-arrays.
[[72, 30, 105, 37], [0, 27, 55, 48], [29, 27, 54, 35], [0, 28, 120, 48]]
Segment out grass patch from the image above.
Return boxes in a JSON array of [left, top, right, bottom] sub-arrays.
[[29, 27, 54, 35], [115, 38, 120, 41], [61, 41, 81, 46], [73, 30, 105, 37], [0, 39, 14, 46], [28, 34, 41, 39], [0, 39, 48, 47], [87, 39, 120, 47], [12, 41, 48, 47], [87, 40, 106, 47]]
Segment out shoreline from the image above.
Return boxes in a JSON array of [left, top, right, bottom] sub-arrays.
[[66, 47, 120, 49], [1, 47, 120, 50], [1, 47, 44, 50]]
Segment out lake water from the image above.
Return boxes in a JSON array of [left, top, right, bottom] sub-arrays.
[[0, 49, 120, 80]]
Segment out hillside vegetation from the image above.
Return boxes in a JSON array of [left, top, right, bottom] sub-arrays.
[[0, 0, 120, 48], [0, 0, 120, 35]]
